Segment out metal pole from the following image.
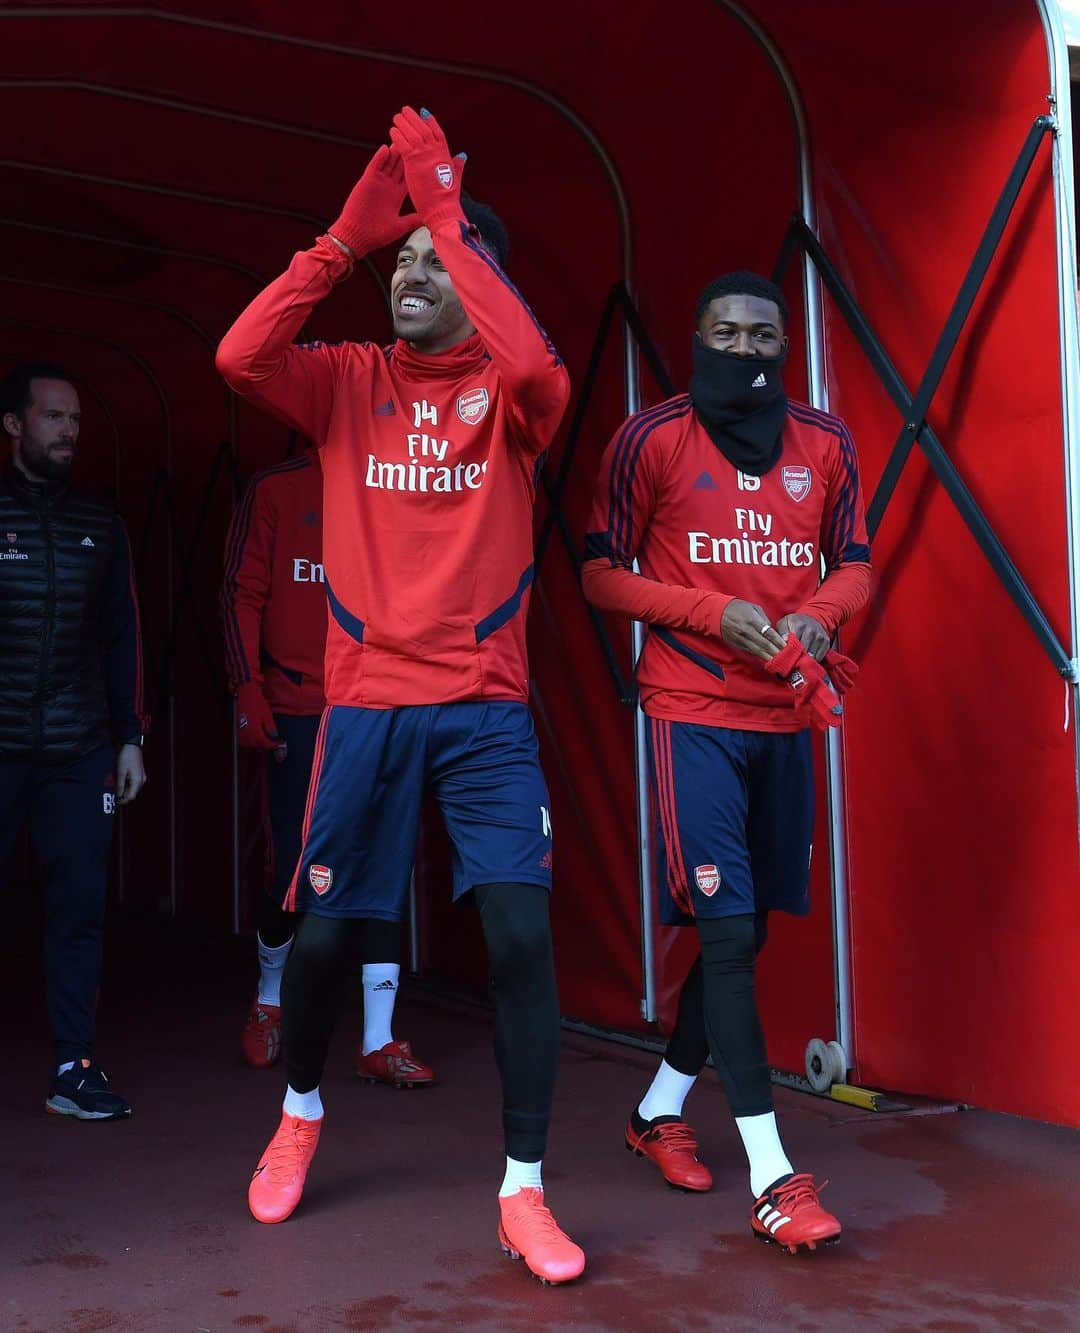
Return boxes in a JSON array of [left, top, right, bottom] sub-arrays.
[[717, 0, 855, 1065], [1035, 0, 1080, 817], [622, 285, 654, 1019]]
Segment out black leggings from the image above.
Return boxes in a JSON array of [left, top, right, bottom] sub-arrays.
[[258, 891, 401, 961], [282, 883, 559, 1162], [663, 911, 773, 1119]]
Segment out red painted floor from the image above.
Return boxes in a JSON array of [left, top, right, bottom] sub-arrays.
[[3, 916, 1079, 1332]]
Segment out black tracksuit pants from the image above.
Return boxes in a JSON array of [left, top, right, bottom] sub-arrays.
[[0, 745, 117, 1067]]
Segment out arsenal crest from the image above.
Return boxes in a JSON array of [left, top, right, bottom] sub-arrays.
[[308, 864, 334, 895], [435, 162, 454, 189], [782, 465, 812, 502], [457, 387, 490, 425], [694, 864, 720, 897]]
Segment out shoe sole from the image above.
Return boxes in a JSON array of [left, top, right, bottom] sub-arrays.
[[357, 1075, 435, 1089], [624, 1139, 712, 1193], [753, 1228, 841, 1255], [46, 1096, 131, 1121], [497, 1224, 584, 1286]]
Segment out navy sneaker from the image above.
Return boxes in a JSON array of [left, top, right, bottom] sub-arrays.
[[46, 1060, 132, 1121]]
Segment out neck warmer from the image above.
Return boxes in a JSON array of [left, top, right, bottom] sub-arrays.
[[688, 336, 788, 476], [392, 331, 489, 382]]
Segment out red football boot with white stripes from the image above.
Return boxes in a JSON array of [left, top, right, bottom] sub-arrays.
[[750, 1172, 841, 1253], [355, 1039, 435, 1088]]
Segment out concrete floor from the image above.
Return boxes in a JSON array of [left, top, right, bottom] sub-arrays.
[[3, 916, 1078, 1332]]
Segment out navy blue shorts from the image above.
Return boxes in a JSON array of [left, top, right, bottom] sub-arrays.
[[647, 718, 814, 926], [266, 713, 321, 904], [285, 702, 552, 918]]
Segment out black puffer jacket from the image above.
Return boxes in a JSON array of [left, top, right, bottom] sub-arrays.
[[0, 465, 148, 760]]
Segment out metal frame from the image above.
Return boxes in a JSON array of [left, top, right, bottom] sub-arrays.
[[1, 2, 648, 998], [714, 2, 857, 1062], [1034, 0, 1080, 808], [773, 119, 1073, 683]]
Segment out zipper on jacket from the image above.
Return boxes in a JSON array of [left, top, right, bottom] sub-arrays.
[[35, 509, 56, 753]]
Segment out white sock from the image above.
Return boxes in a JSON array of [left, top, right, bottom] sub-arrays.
[[256, 933, 293, 1007], [735, 1111, 794, 1198], [637, 1059, 698, 1122], [361, 962, 399, 1055], [499, 1156, 543, 1197], [57, 1061, 76, 1076], [283, 1085, 324, 1121]]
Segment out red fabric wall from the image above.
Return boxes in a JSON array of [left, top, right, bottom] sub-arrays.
[[2, 0, 1076, 1123], [766, 0, 1080, 1123]]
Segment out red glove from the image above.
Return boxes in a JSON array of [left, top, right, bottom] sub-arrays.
[[328, 144, 422, 258], [823, 648, 858, 694], [236, 681, 281, 751], [389, 106, 468, 232], [766, 634, 845, 730]]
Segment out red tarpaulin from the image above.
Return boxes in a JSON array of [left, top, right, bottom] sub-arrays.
[[2, 1, 1077, 1125]]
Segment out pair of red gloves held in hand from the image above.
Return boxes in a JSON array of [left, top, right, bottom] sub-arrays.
[[329, 106, 466, 259], [765, 635, 859, 730]]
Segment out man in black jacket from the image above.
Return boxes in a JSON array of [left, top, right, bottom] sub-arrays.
[[0, 362, 149, 1120]]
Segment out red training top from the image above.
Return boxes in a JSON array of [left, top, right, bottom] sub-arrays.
[[220, 450, 327, 715], [216, 226, 569, 708], [582, 395, 871, 731]]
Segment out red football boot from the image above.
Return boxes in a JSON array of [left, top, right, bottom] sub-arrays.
[[355, 1039, 435, 1088], [497, 1188, 586, 1285], [750, 1172, 841, 1253], [625, 1115, 713, 1192], [241, 998, 282, 1069], [248, 1111, 322, 1224]]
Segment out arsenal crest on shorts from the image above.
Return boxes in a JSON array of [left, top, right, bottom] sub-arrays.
[[694, 864, 720, 896], [782, 465, 812, 502], [435, 162, 454, 188], [308, 864, 333, 895], [457, 387, 490, 426]]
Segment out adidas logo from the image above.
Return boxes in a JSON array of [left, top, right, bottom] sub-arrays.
[[751, 372, 767, 389], [693, 472, 719, 490], [374, 399, 396, 417], [372, 979, 396, 991], [81, 536, 95, 547]]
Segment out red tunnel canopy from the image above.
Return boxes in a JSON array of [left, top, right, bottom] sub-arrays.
[[3, 1, 1078, 1126]]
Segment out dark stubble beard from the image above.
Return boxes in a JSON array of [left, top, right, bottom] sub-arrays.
[[19, 438, 75, 482]]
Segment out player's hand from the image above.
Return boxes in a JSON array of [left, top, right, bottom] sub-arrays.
[[389, 107, 467, 231], [720, 599, 787, 661], [236, 682, 282, 752], [116, 743, 147, 805], [327, 145, 422, 259], [776, 613, 830, 662]]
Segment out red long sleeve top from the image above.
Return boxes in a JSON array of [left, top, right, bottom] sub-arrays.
[[216, 223, 569, 708], [220, 450, 327, 715], [582, 396, 872, 731]]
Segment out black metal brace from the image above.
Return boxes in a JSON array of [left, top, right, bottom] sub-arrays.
[[773, 114, 1074, 680]]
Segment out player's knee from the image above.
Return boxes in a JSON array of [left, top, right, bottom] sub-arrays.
[[476, 883, 553, 984], [292, 913, 355, 970], [697, 912, 759, 973]]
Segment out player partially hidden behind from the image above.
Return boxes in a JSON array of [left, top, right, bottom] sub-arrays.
[[220, 446, 435, 1087], [217, 108, 583, 1283], [582, 272, 871, 1252]]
